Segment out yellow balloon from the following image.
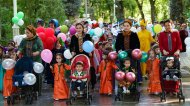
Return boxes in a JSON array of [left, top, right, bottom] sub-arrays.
[[154, 24, 162, 34], [98, 18, 103, 22]]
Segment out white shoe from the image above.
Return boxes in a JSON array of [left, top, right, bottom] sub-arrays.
[[166, 75, 170, 80], [126, 89, 130, 94]]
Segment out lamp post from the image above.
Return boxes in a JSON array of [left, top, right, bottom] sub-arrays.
[[85, 0, 88, 19], [12, 0, 19, 37]]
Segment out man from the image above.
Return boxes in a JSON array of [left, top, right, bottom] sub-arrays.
[[158, 19, 182, 56], [137, 19, 155, 79]]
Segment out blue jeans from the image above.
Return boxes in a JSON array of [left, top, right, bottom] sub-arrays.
[[71, 81, 86, 91]]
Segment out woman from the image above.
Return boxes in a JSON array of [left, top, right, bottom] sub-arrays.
[[70, 23, 92, 57], [115, 19, 142, 83], [17, 25, 43, 96]]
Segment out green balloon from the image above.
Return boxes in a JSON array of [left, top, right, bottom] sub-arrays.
[[12, 16, 19, 24], [60, 25, 68, 33], [140, 52, 148, 62], [17, 11, 24, 19], [118, 51, 128, 60]]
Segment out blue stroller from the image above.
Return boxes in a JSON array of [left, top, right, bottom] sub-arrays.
[[7, 57, 38, 105]]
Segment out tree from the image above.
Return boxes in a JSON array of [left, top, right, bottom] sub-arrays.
[[135, 0, 145, 20], [149, 0, 156, 23], [115, 0, 124, 21], [170, 0, 184, 23]]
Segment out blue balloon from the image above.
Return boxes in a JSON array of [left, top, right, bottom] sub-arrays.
[[88, 29, 94, 37], [52, 19, 59, 28], [82, 41, 94, 53]]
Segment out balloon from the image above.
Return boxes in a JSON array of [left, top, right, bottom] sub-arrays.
[[36, 27, 45, 33], [17, 11, 24, 19], [63, 49, 73, 59], [89, 29, 94, 37], [185, 37, 190, 46], [2, 59, 16, 70], [132, 49, 142, 60], [46, 37, 54, 47], [130, 27, 137, 32], [108, 51, 118, 60], [38, 32, 46, 41], [94, 27, 103, 37], [98, 18, 103, 22], [33, 62, 44, 74], [45, 28, 54, 37], [82, 41, 94, 53], [115, 71, 125, 81], [17, 19, 24, 26], [154, 24, 162, 34], [60, 25, 68, 33], [69, 26, 76, 35], [125, 72, 136, 83], [57, 33, 67, 42], [92, 36, 99, 44], [13, 35, 26, 46], [52, 35, 57, 42], [52, 19, 59, 28], [23, 73, 36, 85], [41, 49, 53, 63], [140, 51, 148, 62], [12, 16, 19, 24], [118, 51, 128, 60]]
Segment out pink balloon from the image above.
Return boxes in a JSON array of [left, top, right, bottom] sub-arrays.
[[125, 72, 136, 83], [132, 49, 142, 60], [108, 51, 118, 60], [115, 71, 125, 81], [57, 33, 67, 42], [41, 49, 53, 63], [69, 26, 76, 35]]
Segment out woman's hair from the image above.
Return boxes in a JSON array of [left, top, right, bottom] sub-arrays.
[[26, 25, 36, 35], [123, 19, 132, 26], [148, 49, 156, 58]]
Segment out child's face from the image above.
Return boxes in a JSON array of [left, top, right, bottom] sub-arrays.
[[56, 41, 61, 47], [124, 60, 131, 68], [76, 64, 83, 72], [155, 48, 160, 54], [167, 60, 174, 68], [149, 50, 155, 58], [56, 55, 62, 63]]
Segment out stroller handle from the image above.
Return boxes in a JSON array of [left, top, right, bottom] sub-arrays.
[[70, 75, 89, 80]]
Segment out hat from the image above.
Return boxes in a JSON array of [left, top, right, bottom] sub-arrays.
[[166, 57, 174, 61], [140, 19, 147, 26]]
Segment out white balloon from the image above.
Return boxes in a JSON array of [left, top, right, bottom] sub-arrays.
[[185, 37, 190, 46], [23, 73, 36, 85], [92, 36, 99, 44], [18, 19, 24, 26], [94, 27, 103, 37], [130, 27, 137, 32], [64, 49, 73, 59], [2, 59, 16, 70], [33, 62, 44, 74]]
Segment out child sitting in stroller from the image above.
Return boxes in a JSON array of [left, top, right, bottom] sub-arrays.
[[118, 58, 135, 94], [164, 57, 180, 81], [71, 61, 88, 97]]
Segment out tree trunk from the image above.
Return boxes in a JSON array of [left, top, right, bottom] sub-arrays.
[[149, 0, 156, 24], [116, 0, 124, 21], [135, 0, 145, 20], [170, 0, 184, 23]]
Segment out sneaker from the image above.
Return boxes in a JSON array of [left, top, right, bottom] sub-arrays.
[[166, 75, 170, 80], [173, 75, 178, 81], [54, 98, 59, 101], [108, 93, 112, 96]]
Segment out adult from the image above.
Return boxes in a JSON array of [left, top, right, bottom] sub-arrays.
[[137, 19, 155, 78], [158, 19, 182, 56], [70, 23, 92, 57], [36, 18, 44, 27], [158, 19, 182, 93], [17, 25, 43, 95], [115, 19, 142, 83], [179, 23, 188, 52]]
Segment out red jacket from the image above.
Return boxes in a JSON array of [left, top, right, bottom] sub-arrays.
[[158, 31, 182, 56]]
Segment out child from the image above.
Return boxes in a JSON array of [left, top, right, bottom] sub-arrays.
[[50, 53, 70, 100], [119, 58, 135, 94], [146, 49, 162, 95], [99, 48, 118, 95], [71, 61, 88, 97], [152, 44, 161, 59], [3, 52, 17, 98], [164, 57, 179, 81]]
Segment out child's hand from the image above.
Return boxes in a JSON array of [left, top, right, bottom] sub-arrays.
[[50, 65, 53, 70]]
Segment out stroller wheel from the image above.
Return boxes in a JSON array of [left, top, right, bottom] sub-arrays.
[[88, 95, 92, 101], [115, 95, 121, 101], [10, 95, 15, 105], [34, 92, 38, 100], [25, 96, 29, 104], [86, 98, 91, 105], [66, 99, 72, 105], [29, 96, 33, 104], [7, 96, 11, 105], [179, 96, 185, 103]]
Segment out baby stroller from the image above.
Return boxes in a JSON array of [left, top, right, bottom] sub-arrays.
[[160, 56, 185, 102], [7, 57, 38, 105], [115, 55, 140, 102], [66, 54, 92, 105]]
